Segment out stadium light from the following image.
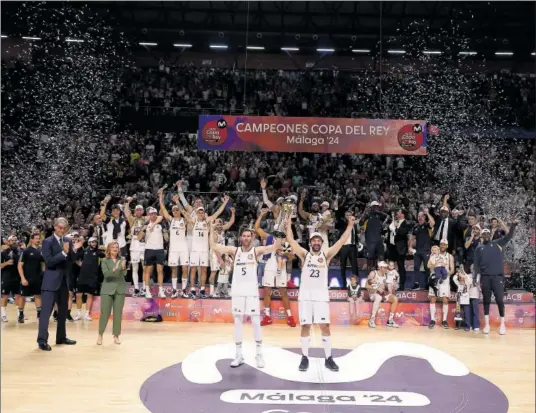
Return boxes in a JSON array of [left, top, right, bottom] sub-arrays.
[[1, 35, 7, 38], [317, 48, 335, 52], [495, 51, 513, 56], [281, 47, 299, 51], [459, 51, 477, 55], [139, 42, 158, 46], [210, 44, 228, 49], [531, 52, 535, 56], [351, 49, 371, 53], [387, 49, 406, 54], [246, 46, 264, 50], [22, 36, 41, 41], [423, 50, 442, 55], [66, 38, 84, 43], [173, 43, 192, 48]]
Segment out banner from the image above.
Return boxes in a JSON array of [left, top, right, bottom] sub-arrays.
[[198, 115, 428, 155], [90, 298, 535, 328]]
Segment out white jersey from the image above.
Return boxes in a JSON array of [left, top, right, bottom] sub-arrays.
[[211, 231, 225, 250], [145, 222, 164, 250], [265, 253, 287, 277], [169, 218, 188, 252], [369, 270, 387, 293], [231, 247, 259, 297], [191, 219, 209, 252], [129, 217, 146, 252], [431, 252, 451, 272], [299, 252, 329, 302], [105, 218, 127, 248]]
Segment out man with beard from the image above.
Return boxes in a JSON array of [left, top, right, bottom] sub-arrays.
[[209, 228, 281, 369], [474, 220, 517, 335], [18, 233, 45, 321], [427, 239, 455, 329], [159, 190, 190, 298], [432, 200, 457, 255], [1, 236, 22, 322], [285, 216, 355, 373], [298, 191, 332, 252], [360, 201, 388, 271], [187, 195, 229, 298]]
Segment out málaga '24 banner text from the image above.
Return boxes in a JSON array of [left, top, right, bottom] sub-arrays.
[[198, 115, 427, 155]]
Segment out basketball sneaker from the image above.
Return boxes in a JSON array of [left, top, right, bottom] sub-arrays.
[[442, 321, 449, 329], [157, 290, 166, 299], [428, 320, 436, 329], [483, 325, 491, 334], [182, 289, 189, 298], [132, 289, 141, 297], [386, 320, 399, 328], [17, 312, 24, 323], [72, 311, 82, 321], [145, 289, 153, 299], [171, 289, 179, 298], [256, 353, 265, 368], [298, 355, 309, 372], [84, 312, 93, 321], [368, 318, 376, 328], [287, 315, 296, 327], [325, 356, 339, 372], [230, 355, 244, 368], [499, 325, 506, 335], [260, 315, 272, 326], [199, 289, 208, 299]]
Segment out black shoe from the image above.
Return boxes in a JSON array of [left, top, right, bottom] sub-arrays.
[[18, 313, 24, 323], [132, 288, 141, 298], [37, 311, 41, 319], [66, 313, 74, 322], [454, 320, 461, 330], [199, 290, 208, 299], [38, 343, 52, 351], [298, 355, 309, 372], [56, 338, 77, 345], [429, 320, 436, 329], [325, 356, 339, 372], [442, 321, 449, 329], [53, 310, 58, 322], [411, 282, 420, 290]]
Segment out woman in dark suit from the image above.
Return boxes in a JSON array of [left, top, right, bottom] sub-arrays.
[[97, 242, 127, 345]]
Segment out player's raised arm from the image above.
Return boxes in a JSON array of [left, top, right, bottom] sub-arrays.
[[254, 208, 270, 240], [326, 216, 355, 261], [285, 218, 307, 260], [209, 224, 237, 256], [255, 237, 282, 258], [123, 196, 135, 225], [176, 180, 193, 214], [208, 195, 230, 222], [158, 189, 172, 222], [222, 207, 235, 231]]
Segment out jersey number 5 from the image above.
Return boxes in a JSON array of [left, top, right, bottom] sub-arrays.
[[241, 267, 247, 276], [309, 269, 320, 278]]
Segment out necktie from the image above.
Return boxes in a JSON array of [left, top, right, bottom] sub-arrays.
[[438, 220, 445, 240], [351, 225, 355, 244]]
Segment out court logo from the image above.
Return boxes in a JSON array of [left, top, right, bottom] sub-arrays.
[[140, 342, 508, 413], [201, 118, 229, 146], [397, 124, 424, 152]]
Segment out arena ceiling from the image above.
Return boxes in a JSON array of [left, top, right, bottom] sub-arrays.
[[2, 1, 535, 57]]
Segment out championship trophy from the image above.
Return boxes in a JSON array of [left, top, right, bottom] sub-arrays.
[[272, 197, 295, 238]]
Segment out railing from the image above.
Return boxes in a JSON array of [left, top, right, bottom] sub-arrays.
[[119, 105, 259, 116]]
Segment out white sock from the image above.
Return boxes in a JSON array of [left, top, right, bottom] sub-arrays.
[[210, 284, 215, 295], [181, 278, 188, 290], [300, 336, 310, 357], [252, 315, 263, 342], [1, 307, 6, 317], [141, 281, 146, 290], [256, 341, 262, 355], [430, 303, 436, 321], [235, 342, 243, 357], [322, 336, 332, 358], [265, 308, 271, 316], [286, 309, 291, 317], [372, 298, 381, 317], [389, 312, 394, 321], [442, 304, 448, 322], [171, 278, 178, 290], [190, 286, 196, 292], [233, 315, 243, 343], [500, 316, 505, 326], [159, 286, 164, 294], [132, 264, 139, 289], [485, 315, 490, 326]]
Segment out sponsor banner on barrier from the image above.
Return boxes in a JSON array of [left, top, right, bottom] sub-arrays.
[[90, 298, 535, 328], [198, 115, 428, 155], [126, 285, 534, 304]]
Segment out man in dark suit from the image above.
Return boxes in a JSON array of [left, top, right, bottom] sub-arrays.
[[389, 209, 412, 290], [336, 210, 360, 288], [432, 205, 457, 255], [37, 217, 82, 351]]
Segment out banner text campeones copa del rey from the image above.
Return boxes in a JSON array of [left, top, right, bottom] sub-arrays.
[[235, 122, 392, 137]]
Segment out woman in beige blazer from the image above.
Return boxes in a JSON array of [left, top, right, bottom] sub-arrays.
[[97, 242, 127, 345]]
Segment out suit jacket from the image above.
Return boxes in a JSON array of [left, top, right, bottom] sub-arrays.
[[394, 220, 412, 256], [41, 235, 73, 291], [432, 217, 457, 251], [100, 258, 127, 295]]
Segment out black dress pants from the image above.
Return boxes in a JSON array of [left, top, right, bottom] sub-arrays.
[[37, 277, 69, 345], [339, 245, 358, 287]]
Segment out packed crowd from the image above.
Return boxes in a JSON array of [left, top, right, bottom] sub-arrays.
[[117, 65, 536, 127]]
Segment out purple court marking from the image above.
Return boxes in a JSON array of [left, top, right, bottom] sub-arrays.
[[139, 348, 509, 413]]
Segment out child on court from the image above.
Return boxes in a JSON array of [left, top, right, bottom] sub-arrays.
[[347, 275, 362, 322], [386, 261, 400, 294], [213, 254, 232, 298], [453, 265, 470, 330]]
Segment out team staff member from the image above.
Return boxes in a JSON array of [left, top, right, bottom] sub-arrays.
[[99, 196, 128, 256], [473, 220, 517, 335], [336, 210, 360, 288], [360, 201, 388, 271], [73, 237, 104, 321], [18, 234, 45, 322], [408, 209, 435, 289], [1, 236, 22, 323]]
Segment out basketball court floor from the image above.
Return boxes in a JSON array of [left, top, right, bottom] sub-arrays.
[[1, 306, 534, 413]]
